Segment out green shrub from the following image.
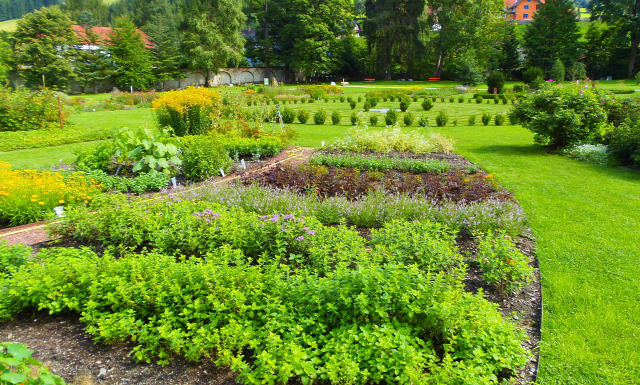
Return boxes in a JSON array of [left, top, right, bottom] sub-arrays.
[[181, 135, 232, 182], [385, 110, 398, 126], [314, 109, 327, 125], [331, 110, 341, 125], [635, 71, 640, 85], [468, 114, 476, 126], [605, 121, 640, 167], [475, 231, 533, 294], [458, 96, 464, 103], [369, 97, 378, 107], [399, 99, 409, 112], [0, 87, 64, 132], [606, 98, 640, 128], [347, 96, 353, 103], [486, 71, 506, 94], [389, 95, 395, 102], [413, 95, 419, 102], [350, 112, 360, 125], [481, 112, 492, 126], [475, 95, 483, 104], [340, 96, 346, 102], [494, 113, 506, 126], [421, 99, 433, 111], [435, 111, 448, 127], [508, 84, 609, 148], [0, 241, 30, 278], [448, 96, 455, 103], [357, 96, 362, 102], [431, 96, 437, 102], [549, 59, 565, 83], [281, 107, 296, 124], [418, 116, 429, 127], [301, 97, 307, 103], [363, 101, 371, 111], [369, 115, 378, 126], [512, 84, 528, 93], [297, 109, 310, 124], [403, 112, 414, 126], [523, 67, 544, 86]]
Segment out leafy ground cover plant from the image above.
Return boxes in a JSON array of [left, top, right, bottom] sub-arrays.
[[0, 162, 102, 226], [0, 126, 113, 152], [309, 153, 451, 174], [0, 342, 66, 384], [329, 126, 454, 154], [74, 127, 182, 175], [84, 169, 170, 193], [0, 240, 30, 279], [561, 143, 610, 166], [180, 135, 232, 182], [475, 231, 534, 294], [0, 245, 529, 384]]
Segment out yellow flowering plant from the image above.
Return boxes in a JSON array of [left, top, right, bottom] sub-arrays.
[[0, 162, 102, 226], [152, 87, 222, 136]]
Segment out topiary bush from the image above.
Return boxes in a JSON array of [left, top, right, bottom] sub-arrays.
[[369, 115, 378, 126], [494, 113, 506, 126], [421, 99, 433, 111], [418, 116, 429, 127], [314, 109, 327, 125], [508, 84, 609, 148], [385, 110, 398, 126], [350, 100, 356, 110], [475, 95, 483, 104], [399, 99, 409, 112], [468, 114, 476, 126], [281, 107, 296, 124], [403, 112, 414, 127], [297, 109, 310, 124], [331, 110, 341, 125], [350, 112, 360, 125], [435, 111, 448, 127], [481, 112, 492, 126]]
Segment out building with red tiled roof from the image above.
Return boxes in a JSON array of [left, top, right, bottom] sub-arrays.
[[505, 0, 545, 22], [71, 25, 154, 50]]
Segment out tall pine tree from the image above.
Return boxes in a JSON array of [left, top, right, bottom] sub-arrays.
[[523, 0, 581, 73], [108, 16, 155, 90]]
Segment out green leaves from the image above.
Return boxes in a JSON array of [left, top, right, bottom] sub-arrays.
[[0, 342, 66, 385]]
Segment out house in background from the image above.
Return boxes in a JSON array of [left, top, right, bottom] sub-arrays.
[[71, 25, 154, 50], [505, 0, 545, 23]]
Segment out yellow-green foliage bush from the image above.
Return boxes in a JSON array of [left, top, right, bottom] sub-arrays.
[[153, 86, 222, 136]]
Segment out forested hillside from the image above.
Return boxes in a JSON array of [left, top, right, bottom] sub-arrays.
[[0, 0, 59, 22]]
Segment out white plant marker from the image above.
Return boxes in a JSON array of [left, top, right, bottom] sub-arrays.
[[170, 177, 177, 188], [241, 159, 246, 169], [53, 206, 65, 218], [220, 168, 226, 177], [321, 141, 325, 147]]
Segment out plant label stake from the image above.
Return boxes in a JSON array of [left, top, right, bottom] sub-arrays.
[[275, 104, 285, 132], [241, 159, 246, 169], [220, 168, 226, 177], [170, 177, 177, 188], [321, 141, 325, 147], [53, 206, 65, 218]]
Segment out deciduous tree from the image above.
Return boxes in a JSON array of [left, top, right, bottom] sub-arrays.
[[591, 0, 640, 77], [13, 5, 76, 90]]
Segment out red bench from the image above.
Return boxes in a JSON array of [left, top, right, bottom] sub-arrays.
[[364, 78, 375, 82], [429, 77, 440, 81]]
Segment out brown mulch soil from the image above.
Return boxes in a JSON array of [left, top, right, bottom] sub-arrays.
[[0, 147, 541, 385]]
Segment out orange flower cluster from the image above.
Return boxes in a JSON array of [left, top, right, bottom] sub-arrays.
[[0, 162, 102, 226]]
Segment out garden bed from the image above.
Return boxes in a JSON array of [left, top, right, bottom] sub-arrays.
[[1, 141, 541, 385]]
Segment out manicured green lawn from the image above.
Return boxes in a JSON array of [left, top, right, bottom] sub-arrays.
[[431, 124, 640, 385], [68, 108, 155, 131], [0, 141, 102, 169]]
